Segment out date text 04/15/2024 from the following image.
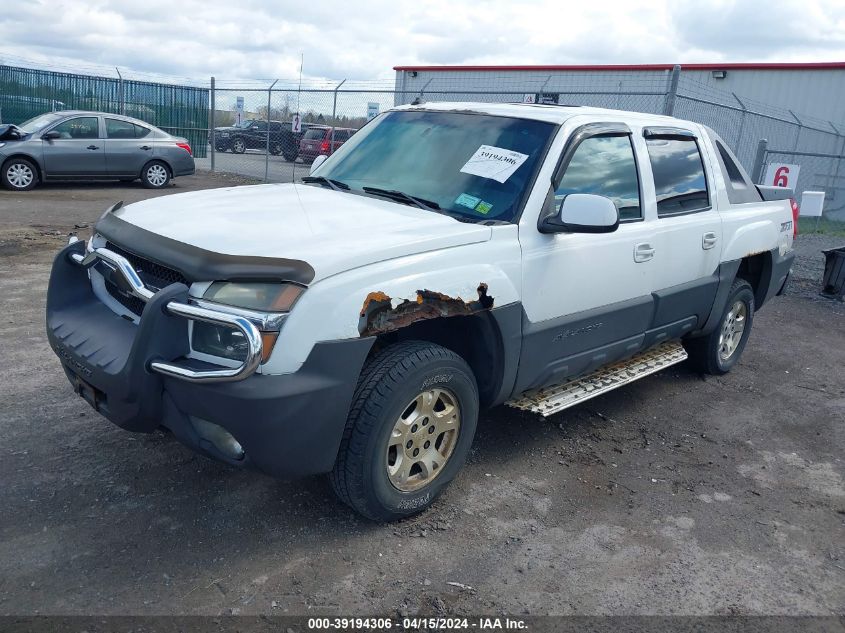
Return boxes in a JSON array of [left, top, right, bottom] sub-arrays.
[[306, 617, 528, 630]]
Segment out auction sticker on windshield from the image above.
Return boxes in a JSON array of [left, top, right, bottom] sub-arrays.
[[455, 193, 481, 209], [460, 145, 529, 183]]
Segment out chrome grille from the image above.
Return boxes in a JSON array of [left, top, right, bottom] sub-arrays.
[[100, 241, 188, 316], [105, 241, 188, 290], [104, 279, 147, 316]]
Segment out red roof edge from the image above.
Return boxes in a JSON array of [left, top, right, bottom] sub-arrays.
[[393, 62, 845, 72]]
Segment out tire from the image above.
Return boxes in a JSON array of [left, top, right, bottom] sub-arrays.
[[269, 142, 282, 156], [282, 148, 298, 162], [231, 137, 246, 154], [141, 161, 171, 189], [686, 278, 755, 375], [2, 157, 39, 191], [330, 341, 479, 521]]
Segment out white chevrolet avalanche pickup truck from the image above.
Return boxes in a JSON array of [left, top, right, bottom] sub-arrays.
[[47, 102, 797, 521]]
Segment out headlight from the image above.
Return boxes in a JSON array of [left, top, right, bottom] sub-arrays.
[[220, 132, 230, 137], [192, 321, 251, 362], [0, 142, 5, 149], [202, 281, 303, 311], [192, 282, 303, 364]]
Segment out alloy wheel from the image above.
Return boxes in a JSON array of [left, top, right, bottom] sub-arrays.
[[386, 388, 461, 492], [719, 300, 747, 361]]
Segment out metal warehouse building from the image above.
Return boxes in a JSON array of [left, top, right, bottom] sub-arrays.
[[393, 62, 845, 124]]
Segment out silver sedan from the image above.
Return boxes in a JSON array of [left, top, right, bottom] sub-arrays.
[[0, 111, 195, 191]]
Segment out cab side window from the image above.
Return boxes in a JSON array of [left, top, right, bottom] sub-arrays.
[[555, 135, 641, 221], [645, 137, 710, 216], [105, 118, 136, 139], [51, 117, 99, 140]]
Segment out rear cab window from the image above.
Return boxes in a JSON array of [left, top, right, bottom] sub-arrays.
[[709, 131, 762, 204], [643, 129, 710, 216]]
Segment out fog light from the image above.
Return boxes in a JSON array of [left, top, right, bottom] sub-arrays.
[[190, 416, 245, 460]]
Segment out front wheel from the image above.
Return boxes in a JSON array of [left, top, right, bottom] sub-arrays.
[[2, 157, 39, 191], [141, 161, 171, 189], [685, 278, 755, 374], [330, 341, 479, 521], [231, 137, 246, 154]]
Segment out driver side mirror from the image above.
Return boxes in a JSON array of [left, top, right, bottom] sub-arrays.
[[310, 154, 328, 174], [539, 193, 620, 234], [42, 130, 61, 140]]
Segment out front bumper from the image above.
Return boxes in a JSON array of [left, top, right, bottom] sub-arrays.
[[46, 241, 373, 478]]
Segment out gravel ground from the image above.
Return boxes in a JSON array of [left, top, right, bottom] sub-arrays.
[[0, 179, 843, 618]]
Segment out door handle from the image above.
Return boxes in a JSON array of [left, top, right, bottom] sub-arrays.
[[140, 145, 152, 151], [86, 145, 99, 150], [702, 232, 718, 250], [634, 242, 655, 263]]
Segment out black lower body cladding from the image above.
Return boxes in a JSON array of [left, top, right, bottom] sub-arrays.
[[46, 241, 374, 478]]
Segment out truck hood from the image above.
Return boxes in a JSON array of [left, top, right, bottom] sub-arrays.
[[110, 183, 491, 282]]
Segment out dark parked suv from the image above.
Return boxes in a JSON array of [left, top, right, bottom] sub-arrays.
[[213, 119, 306, 161]]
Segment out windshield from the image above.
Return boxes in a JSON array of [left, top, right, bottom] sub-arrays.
[[312, 110, 555, 223], [234, 119, 254, 128], [18, 112, 65, 134]]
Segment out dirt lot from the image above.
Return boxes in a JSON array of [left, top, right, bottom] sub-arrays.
[[0, 174, 843, 617]]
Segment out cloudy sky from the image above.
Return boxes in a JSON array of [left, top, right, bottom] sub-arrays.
[[2, 0, 844, 82]]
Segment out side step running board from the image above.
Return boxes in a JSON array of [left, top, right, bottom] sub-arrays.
[[506, 341, 688, 418]]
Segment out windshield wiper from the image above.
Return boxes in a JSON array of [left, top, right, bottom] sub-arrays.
[[362, 186, 440, 211], [301, 176, 350, 191]]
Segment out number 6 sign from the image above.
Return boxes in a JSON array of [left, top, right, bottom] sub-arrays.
[[764, 163, 800, 189]]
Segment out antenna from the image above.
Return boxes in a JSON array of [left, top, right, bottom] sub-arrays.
[[296, 52, 303, 116]]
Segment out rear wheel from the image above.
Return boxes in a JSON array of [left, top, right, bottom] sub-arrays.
[[282, 146, 298, 161], [141, 161, 171, 189], [2, 157, 38, 191], [330, 341, 478, 521], [686, 278, 755, 374], [269, 142, 282, 156]]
